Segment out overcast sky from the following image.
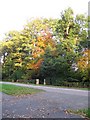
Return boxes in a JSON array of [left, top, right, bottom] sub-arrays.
[[0, 0, 89, 40]]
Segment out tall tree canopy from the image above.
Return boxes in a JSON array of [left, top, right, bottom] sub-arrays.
[[1, 8, 89, 86]]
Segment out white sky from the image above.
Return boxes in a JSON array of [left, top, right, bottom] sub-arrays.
[[0, 0, 89, 40]]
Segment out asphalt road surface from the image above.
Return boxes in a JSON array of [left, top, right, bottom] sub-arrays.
[[0, 82, 89, 119]]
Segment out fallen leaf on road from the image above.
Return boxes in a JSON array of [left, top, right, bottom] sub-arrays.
[[64, 109, 69, 115]]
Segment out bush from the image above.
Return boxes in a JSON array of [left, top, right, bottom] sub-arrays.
[[45, 77, 66, 86], [45, 77, 90, 88], [27, 79, 36, 84]]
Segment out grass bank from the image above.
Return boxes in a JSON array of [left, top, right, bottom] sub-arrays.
[[1, 81, 90, 91], [1, 80, 90, 91], [21, 82, 89, 91], [0, 83, 44, 96], [67, 108, 90, 119], [36, 84, 90, 90]]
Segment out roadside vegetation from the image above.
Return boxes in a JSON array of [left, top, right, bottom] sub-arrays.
[[0, 84, 44, 96], [1, 81, 90, 91], [68, 108, 90, 119], [19, 82, 90, 91], [36, 84, 90, 90]]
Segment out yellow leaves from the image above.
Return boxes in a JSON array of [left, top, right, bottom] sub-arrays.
[[37, 36, 43, 41], [16, 58, 22, 63], [77, 49, 89, 71], [16, 48, 21, 51], [77, 58, 88, 70], [73, 37, 79, 45], [2, 40, 14, 49], [12, 53, 22, 58], [83, 49, 89, 57], [14, 63, 22, 67], [38, 41, 45, 48], [2, 18, 57, 75], [27, 63, 33, 69]]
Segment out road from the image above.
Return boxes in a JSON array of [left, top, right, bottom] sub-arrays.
[[0, 82, 89, 119]]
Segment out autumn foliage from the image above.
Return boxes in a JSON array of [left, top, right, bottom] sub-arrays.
[[1, 8, 89, 86], [77, 49, 88, 70]]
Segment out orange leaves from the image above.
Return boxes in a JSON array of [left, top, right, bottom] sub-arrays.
[[32, 47, 45, 58], [33, 59, 43, 70], [27, 63, 33, 70], [37, 30, 55, 48], [77, 57, 88, 70], [30, 31, 56, 70], [37, 36, 43, 41], [38, 41, 45, 48], [77, 49, 89, 70], [29, 27, 56, 71], [32, 31, 55, 59], [27, 59, 43, 70], [44, 32, 52, 40]]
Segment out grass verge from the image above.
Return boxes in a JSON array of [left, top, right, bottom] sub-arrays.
[[1, 81, 90, 91], [40, 84, 90, 90], [67, 108, 90, 119], [0, 83, 44, 96], [27, 83, 90, 91]]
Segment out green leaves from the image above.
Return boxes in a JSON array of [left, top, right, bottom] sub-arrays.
[[1, 8, 89, 85]]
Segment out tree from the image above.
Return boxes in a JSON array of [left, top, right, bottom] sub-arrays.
[[1, 18, 57, 81], [56, 7, 74, 39], [21, 18, 57, 79], [1, 8, 88, 87]]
